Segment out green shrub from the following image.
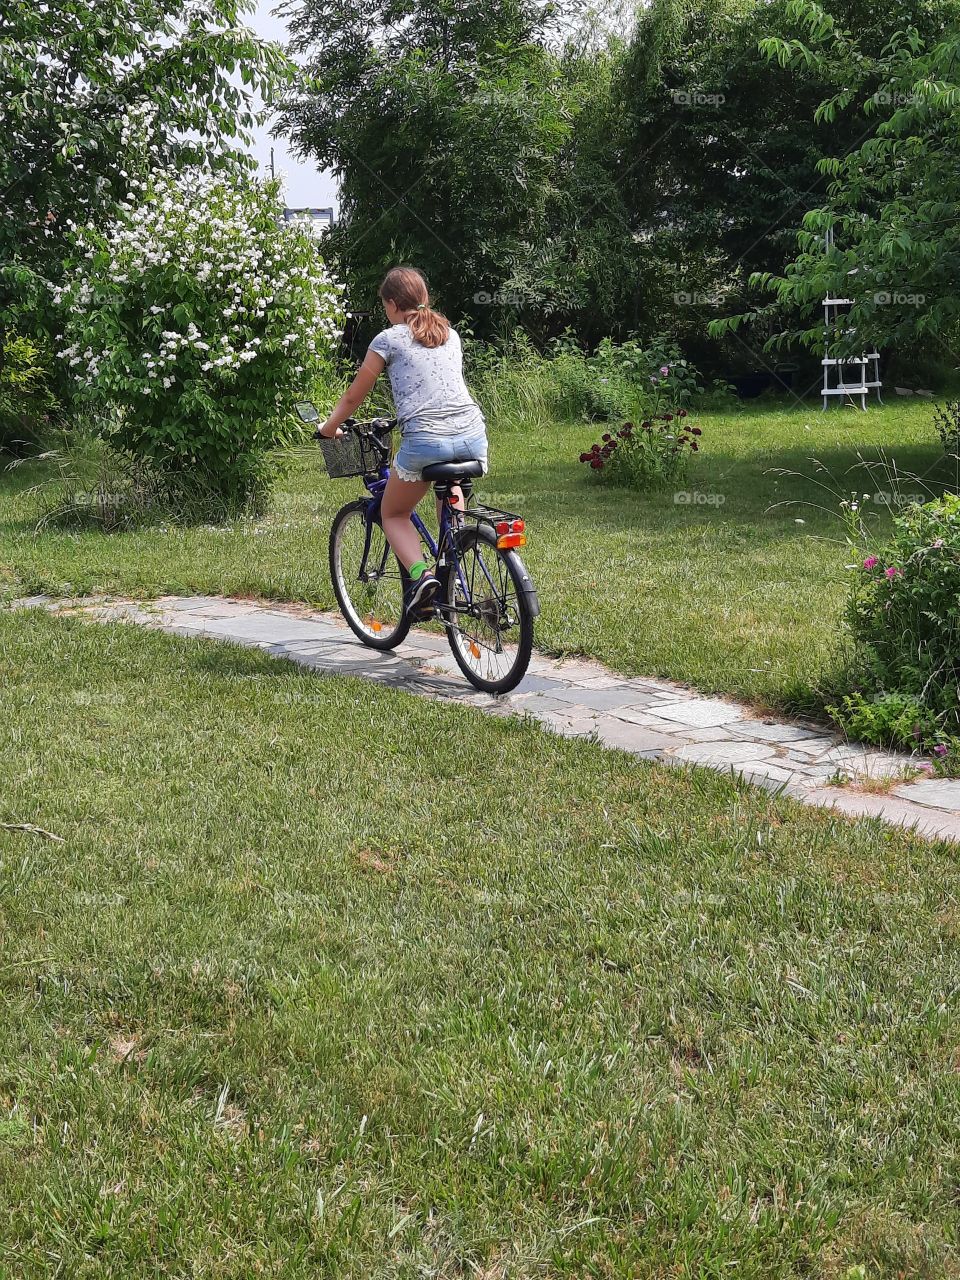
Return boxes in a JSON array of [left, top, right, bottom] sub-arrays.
[[933, 400, 960, 455], [0, 329, 58, 452], [832, 494, 960, 765], [15, 423, 168, 532], [578, 409, 702, 491], [55, 171, 344, 518], [468, 330, 710, 431]]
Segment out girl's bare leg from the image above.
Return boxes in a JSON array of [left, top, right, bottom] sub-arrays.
[[381, 471, 432, 569]]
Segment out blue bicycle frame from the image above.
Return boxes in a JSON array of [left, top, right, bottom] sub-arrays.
[[356, 458, 465, 605], [325, 416, 539, 627]]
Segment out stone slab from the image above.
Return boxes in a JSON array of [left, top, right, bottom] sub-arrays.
[[892, 778, 960, 811], [548, 686, 664, 713], [729, 721, 825, 744], [650, 698, 746, 729], [188, 614, 337, 645], [594, 722, 678, 754], [670, 740, 777, 766]]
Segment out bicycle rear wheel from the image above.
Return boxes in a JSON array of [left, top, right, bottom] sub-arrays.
[[443, 525, 535, 693], [329, 499, 411, 650]]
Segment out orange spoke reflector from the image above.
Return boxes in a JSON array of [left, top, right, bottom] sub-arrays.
[[469, 642, 481, 658], [497, 533, 526, 549], [368, 616, 382, 633]]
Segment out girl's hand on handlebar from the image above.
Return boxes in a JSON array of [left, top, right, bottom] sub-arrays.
[[316, 420, 345, 440]]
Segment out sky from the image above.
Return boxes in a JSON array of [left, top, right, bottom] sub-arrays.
[[244, 0, 339, 212]]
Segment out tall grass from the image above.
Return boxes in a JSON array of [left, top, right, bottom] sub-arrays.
[[467, 333, 647, 431]]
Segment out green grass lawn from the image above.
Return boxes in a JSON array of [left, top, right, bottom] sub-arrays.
[[0, 398, 950, 713], [2, 610, 959, 1277]]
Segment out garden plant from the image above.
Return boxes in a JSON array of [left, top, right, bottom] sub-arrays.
[[54, 173, 344, 517], [831, 491, 960, 768]]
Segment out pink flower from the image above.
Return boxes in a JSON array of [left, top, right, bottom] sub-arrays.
[[934, 744, 948, 758], [862, 556, 878, 569], [933, 538, 945, 549], [659, 365, 670, 376], [885, 565, 901, 579]]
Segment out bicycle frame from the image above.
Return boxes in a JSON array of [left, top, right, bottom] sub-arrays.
[[355, 454, 527, 627], [357, 460, 455, 602]]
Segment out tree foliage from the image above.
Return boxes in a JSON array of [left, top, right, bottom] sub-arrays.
[[729, 0, 960, 362], [278, 0, 588, 335], [0, 0, 292, 324]]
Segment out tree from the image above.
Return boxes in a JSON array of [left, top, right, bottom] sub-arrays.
[[278, 0, 578, 336], [732, 0, 960, 369], [0, 0, 291, 327]]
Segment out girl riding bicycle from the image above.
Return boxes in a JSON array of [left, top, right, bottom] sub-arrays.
[[318, 267, 488, 614]]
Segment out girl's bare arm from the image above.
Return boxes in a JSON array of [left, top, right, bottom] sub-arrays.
[[319, 352, 387, 437]]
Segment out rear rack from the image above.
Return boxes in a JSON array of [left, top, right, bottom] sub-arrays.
[[466, 499, 523, 531]]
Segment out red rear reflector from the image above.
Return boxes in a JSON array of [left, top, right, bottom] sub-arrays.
[[495, 520, 510, 535], [511, 519, 525, 533], [497, 533, 527, 549]]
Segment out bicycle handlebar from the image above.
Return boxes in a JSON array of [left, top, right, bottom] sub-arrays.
[[312, 416, 397, 442]]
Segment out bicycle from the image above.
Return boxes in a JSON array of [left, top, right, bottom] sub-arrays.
[[294, 403, 539, 693]]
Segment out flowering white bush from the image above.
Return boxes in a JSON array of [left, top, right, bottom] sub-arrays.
[[55, 171, 344, 512]]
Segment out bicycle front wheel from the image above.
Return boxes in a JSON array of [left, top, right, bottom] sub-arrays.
[[329, 499, 411, 650], [444, 525, 535, 693]]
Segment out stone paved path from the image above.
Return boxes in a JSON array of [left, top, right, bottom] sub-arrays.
[[16, 593, 960, 842]]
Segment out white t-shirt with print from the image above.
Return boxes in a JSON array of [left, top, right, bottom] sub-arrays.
[[368, 324, 485, 437]]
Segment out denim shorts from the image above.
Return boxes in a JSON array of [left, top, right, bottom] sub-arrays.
[[393, 426, 489, 483]]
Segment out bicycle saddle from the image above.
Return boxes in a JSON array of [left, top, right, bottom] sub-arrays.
[[421, 460, 484, 481]]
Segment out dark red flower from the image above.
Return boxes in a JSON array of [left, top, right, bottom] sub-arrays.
[[691, 427, 702, 436], [663, 412, 674, 422], [602, 433, 612, 442], [579, 452, 591, 462], [623, 422, 635, 431], [590, 459, 604, 469], [690, 441, 699, 452], [677, 409, 688, 418], [641, 420, 652, 429]]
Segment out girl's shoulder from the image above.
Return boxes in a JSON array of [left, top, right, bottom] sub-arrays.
[[369, 324, 408, 358]]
